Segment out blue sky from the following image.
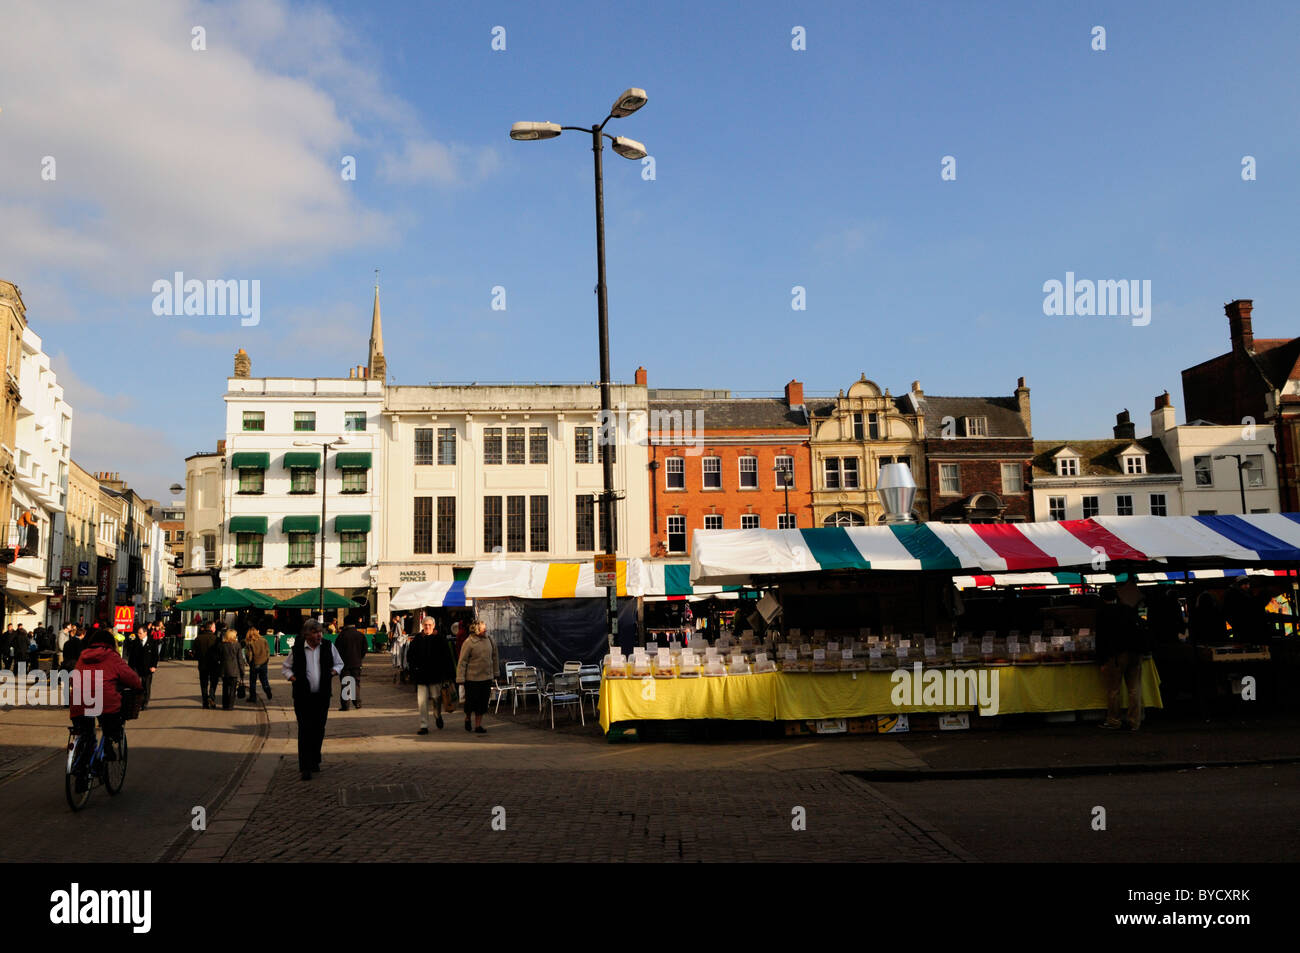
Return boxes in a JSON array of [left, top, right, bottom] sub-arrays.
[[1, 0, 1297, 500]]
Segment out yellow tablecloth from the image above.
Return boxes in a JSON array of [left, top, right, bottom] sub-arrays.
[[598, 660, 1162, 733]]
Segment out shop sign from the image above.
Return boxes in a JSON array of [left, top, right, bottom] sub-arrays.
[[78, 561, 90, 576], [61, 566, 73, 580], [114, 605, 135, 633], [877, 714, 910, 734], [594, 554, 617, 588], [398, 570, 427, 582]]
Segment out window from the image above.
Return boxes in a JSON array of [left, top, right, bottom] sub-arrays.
[[290, 468, 316, 494], [344, 412, 366, 432], [741, 514, 760, 529], [483, 497, 503, 552], [1245, 454, 1265, 487], [1198, 509, 1218, 516], [414, 497, 432, 554], [529, 496, 549, 552], [1251, 508, 1270, 514], [852, 413, 864, 440], [204, 535, 216, 567], [163, 530, 171, 544], [825, 458, 842, 490], [242, 411, 264, 432], [437, 498, 455, 554], [704, 515, 723, 530], [775, 456, 794, 487], [777, 513, 797, 529], [1150, 493, 1167, 517], [824, 511, 865, 527], [340, 532, 366, 566], [1057, 457, 1079, 477], [739, 456, 758, 489], [506, 427, 526, 465], [1116, 495, 1134, 516], [484, 427, 503, 465], [666, 457, 685, 489], [843, 458, 859, 489], [940, 464, 961, 495], [340, 469, 366, 493], [294, 412, 316, 432], [1082, 495, 1100, 518], [1048, 496, 1066, 521], [415, 428, 433, 466], [529, 427, 548, 464], [667, 515, 686, 553], [506, 496, 526, 552], [703, 457, 721, 489], [235, 533, 262, 567], [576, 496, 595, 551], [574, 427, 594, 464], [998, 463, 1023, 493], [288, 533, 315, 567], [877, 455, 893, 471], [868, 413, 880, 439], [964, 417, 988, 437], [176, 530, 185, 542], [437, 428, 456, 466], [238, 468, 264, 494], [1124, 455, 1146, 475], [1194, 455, 1213, 486]]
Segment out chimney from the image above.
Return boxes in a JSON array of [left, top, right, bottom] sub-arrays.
[[910, 380, 923, 398], [1226, 299, 1254, 352], [1015, 377, 1031, 435], [634, 366, 647, 387], [784, 379, 804, 409], [1151, 391, 1176, 438], [1113, 409, 1136, 440], [217, 439, 227, 456], [233, 348, 250, 378]]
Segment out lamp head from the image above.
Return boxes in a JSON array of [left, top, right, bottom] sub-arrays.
[[609, 88, 648, 118], [510, 121, 562, 141]]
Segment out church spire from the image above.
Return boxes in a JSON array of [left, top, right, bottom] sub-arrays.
[[368, 269, 386, 381]]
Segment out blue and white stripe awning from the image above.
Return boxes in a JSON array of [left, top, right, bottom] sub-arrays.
[[389, 579, 470, 610]]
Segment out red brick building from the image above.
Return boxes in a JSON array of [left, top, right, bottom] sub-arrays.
[[1182, 299, 1300, 510], [644, 370, 812, 557]]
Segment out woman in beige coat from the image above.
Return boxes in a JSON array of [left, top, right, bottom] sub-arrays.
[[455, 620, 499, 734]]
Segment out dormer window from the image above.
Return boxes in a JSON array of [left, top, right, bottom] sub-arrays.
[[1123, 455, 1146, 475], [1057, 457, 1079, 476], [964, 416, 988, 437]]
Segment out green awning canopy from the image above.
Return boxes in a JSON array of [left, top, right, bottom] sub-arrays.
[[229, 516, 268, 534], [282, 515, 321, 533], [276, 588, 359, 609], [175, 586, 277, 610], [283, 452, 321, 470], [334, 451, 372, 470], [334, 514, 372, 533], [231, 452, 270, 470]]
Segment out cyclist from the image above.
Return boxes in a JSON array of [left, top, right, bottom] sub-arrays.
[[68, 628, 142, 791]]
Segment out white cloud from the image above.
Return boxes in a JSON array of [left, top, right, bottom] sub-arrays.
[[380, 140, 503, 186]]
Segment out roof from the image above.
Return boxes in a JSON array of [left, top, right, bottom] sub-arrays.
[[1031, 437, 1177, 477], [918, 396, 1028, 438], [647, 398, 807, 431]]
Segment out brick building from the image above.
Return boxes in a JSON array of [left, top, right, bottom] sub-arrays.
[[646, 370, 811, 557], [919, 378, 1034, 522], [1181, 299, 1300, 510]]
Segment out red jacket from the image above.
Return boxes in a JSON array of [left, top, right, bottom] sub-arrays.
[[69, 645, 143, 718]]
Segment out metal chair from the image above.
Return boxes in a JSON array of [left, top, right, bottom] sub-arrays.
[[510, 666, 541, 713], [562, 660, 582, 675], [540, 672, 585, 729], [493, 661, 527, 713], [578, 665, 602, 712]]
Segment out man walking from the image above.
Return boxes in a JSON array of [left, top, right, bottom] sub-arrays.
[[407, 616, 456, 734], [193, 621, 220, 708], [1097, 585, 1147, 731], [282, 619, 342, 781], [335, 623, 368, 711]]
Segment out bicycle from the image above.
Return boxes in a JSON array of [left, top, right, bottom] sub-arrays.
[[65, 718, 129, 811]]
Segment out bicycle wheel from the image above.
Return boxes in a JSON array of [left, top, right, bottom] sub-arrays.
[[65, 734, 91, 811], [104, 731, 128, 795]]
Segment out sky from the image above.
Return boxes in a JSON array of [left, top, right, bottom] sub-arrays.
[[1, 0, 1297, 503]]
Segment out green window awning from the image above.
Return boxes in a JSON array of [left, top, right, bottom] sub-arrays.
[[282, 515, 321, 533], [334, 514, 372, 533], [231, 452, 271, 470], [283, 452, 321, 470], [334, 451, 372, 470], [229, 516, 268, 534]]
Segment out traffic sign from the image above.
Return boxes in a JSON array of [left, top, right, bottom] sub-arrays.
[[594, 554, 617, 588]]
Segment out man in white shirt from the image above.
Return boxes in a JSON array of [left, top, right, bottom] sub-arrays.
[[282, 619, 344, 781]]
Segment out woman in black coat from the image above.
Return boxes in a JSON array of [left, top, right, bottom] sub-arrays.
[[219, 629, 246, 710]]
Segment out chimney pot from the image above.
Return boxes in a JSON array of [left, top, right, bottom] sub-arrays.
[[1113, 409, 1136, 440], [784, 379, 804, 408], [634, 366, 647, 386], [1226, 299, 1254, 352]]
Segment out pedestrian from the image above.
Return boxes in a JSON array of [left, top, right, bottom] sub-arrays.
[[335, 623, 368, 711], [62, 626, 85, 671], [128, 625, 159, 710], [1096, 585, 1147, 731], [282, 619, 342, 781], [243, 627, 272, 703], [194, 621, 221, 708], [390, 624, 409, 684], [219, 628, 245, 710], [149, 623, 165, 663], [407, 616, 455, 734], [0, 623, 11, 671], [11, 625, 29, 671], [455, 619, 499, 735], [56, 625, 71, 659]]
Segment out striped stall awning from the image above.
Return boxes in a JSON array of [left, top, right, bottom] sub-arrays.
[[641, 563, 743, 602], [690, 514, 1300, 586], [953, 568, 1300, 590], [389, 579, 470, 610], [466, 559, 633, 599]]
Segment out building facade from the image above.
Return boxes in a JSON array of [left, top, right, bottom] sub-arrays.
[[94, 485, 122, 624], [646, 374, 811, 556], [178, 446, 224, 601], [0, 280, 27, 603], [808, 376, 928, 525], [65, 461, 102, 624]]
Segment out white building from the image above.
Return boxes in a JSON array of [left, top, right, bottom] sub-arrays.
[[8, 326, 72, 628], [377, 383, 651, 619], [1149, 391, 1279, 515], [179, 447, 224, 603]]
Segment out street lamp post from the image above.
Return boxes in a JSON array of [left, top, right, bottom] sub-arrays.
[[295, 437, 350, 624], [1213, 454, 1250, 515], [774, 463, 793, 527], [512, 88, 649, 649]]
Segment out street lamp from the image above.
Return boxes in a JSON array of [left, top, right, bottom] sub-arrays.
[[773, 462, 793, 528], [511, 87, 649, 650], [294, 436, 350, 623], [1214, 453, 1253, 515]]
